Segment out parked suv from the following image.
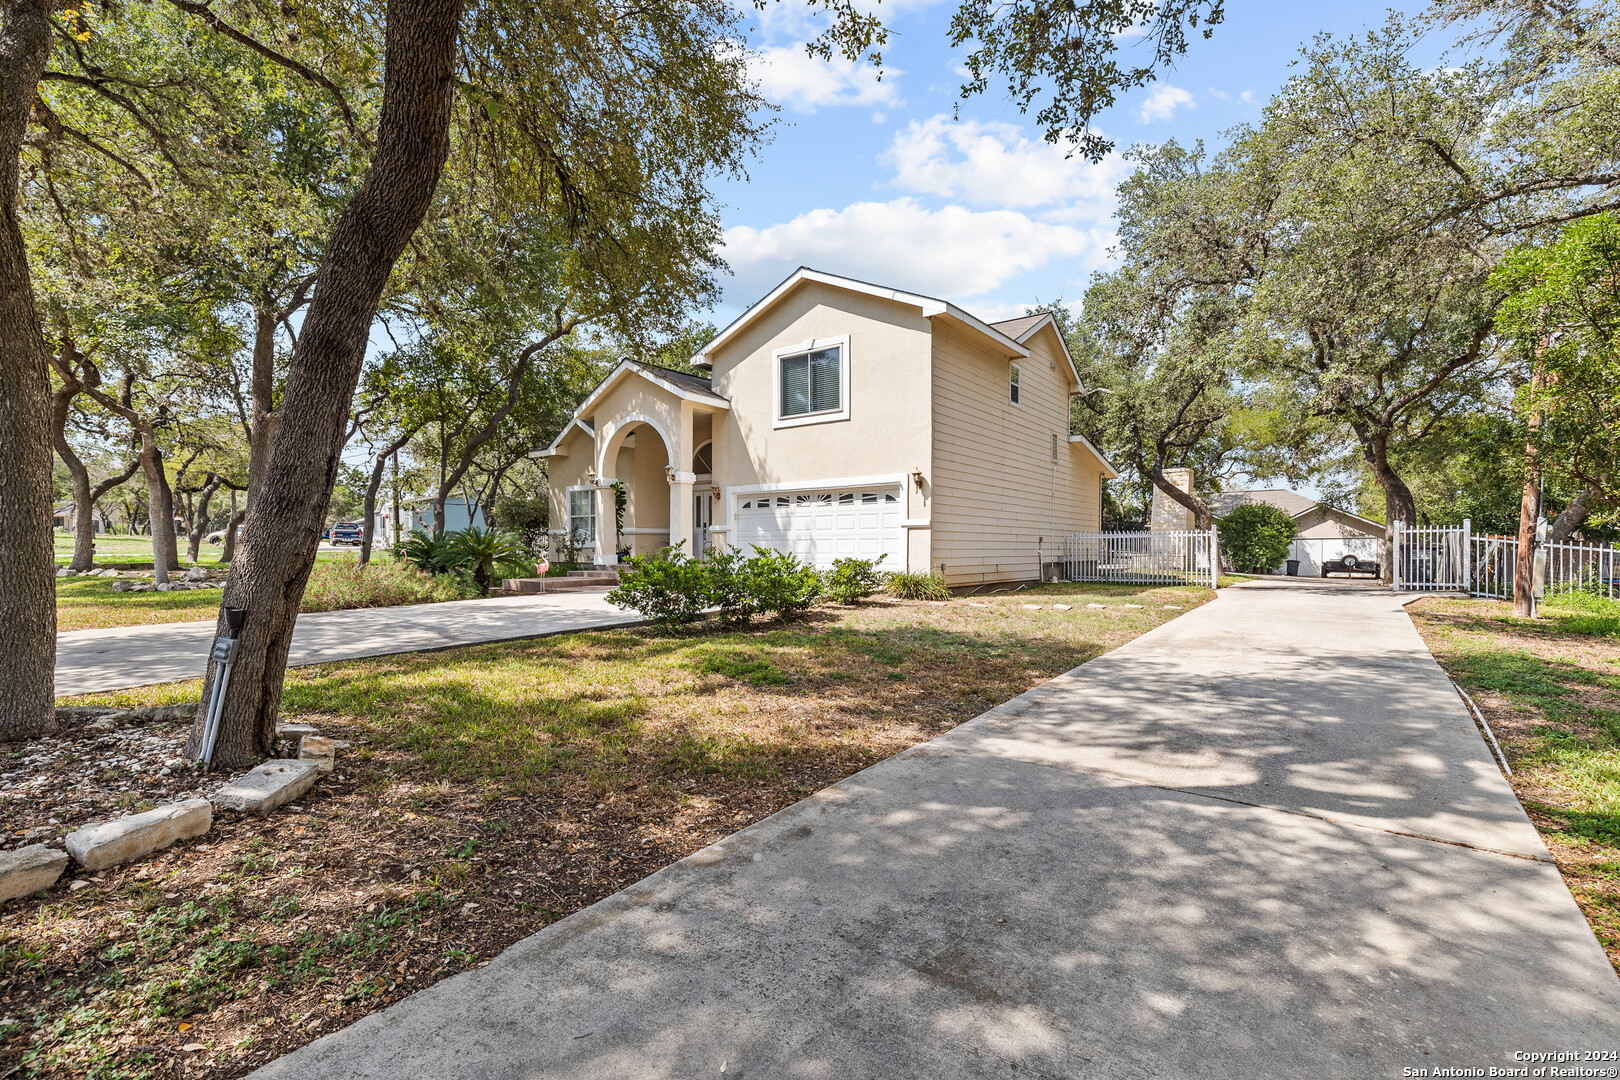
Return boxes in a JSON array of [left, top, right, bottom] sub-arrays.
[[1321, 554, 1380, 578], [329, 521, 364, 546]]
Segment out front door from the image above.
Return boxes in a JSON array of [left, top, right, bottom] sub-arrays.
[[694, 492, 712, 556]]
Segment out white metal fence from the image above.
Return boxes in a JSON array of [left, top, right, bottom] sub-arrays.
[[1392, 519, 1619, 601], [1062, 529, 1218, 588]]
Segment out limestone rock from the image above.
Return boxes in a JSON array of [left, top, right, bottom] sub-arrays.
[[0, 845, 69, 903], [213, 760, 320, 815], [110, 580, 134, 593], [185, 565, 208, 581], [64, 799, 212, 871], [298, 735, 336, 774]]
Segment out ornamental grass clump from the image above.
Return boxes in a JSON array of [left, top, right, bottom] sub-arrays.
[[300, 557, 466, 613], [885, 571, 951, 601]]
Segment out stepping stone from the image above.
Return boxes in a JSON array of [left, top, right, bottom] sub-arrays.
[[65, 799, 212, 871], [968, 602, 989, 608], [0, 844, 69, 903], [1022, 604, 1042, 610], [1052, 604, 1072, 611], [278, 723, 319, 739], [1163, 604, 1184, 610], [213, 760, 320, 816], [1122, 604, 1145, 609], [1086, 603, 1107, 609]]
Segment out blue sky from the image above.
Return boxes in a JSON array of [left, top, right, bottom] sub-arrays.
[[705, 0, 1437, 326]]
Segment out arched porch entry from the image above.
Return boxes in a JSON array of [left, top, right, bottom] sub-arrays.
[[596, 418, 674, 560]]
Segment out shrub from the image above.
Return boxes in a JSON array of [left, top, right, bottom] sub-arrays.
[[732, 547, 822, 619], [438, 527, 530, 595], [301, 557, 465, 613], [396, 530, 455, 573], [1217, 504, 1297, 574], [824, 555, 889, 603], [606, 544, 710, 624], [607, 544, 824, 625], [489, 495, 549, 555], [886, 571, 951, 600]]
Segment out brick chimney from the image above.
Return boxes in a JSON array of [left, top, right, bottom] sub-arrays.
[[1150, 468, 1195, 531]]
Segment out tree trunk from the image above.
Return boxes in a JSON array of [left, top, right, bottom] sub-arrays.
[[220, 503, 246, 564], [184, 475, 223, 563], [138, 434, 182, 580], [1355, 426, 1415, 584], [244, 294, 280, 520], [187, 0, 463, 768], [1514, 368, 1546, 617], [361, 424, 423, 564], [0, 0, 60, 741], [1547, 483, 1600, 548], [50, 361, 98, 571]]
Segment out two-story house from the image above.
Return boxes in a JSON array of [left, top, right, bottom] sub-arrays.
[[534, 268, 1117, 589]]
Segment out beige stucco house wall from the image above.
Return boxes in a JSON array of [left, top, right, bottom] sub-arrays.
[[533, 268, 1116, 586]]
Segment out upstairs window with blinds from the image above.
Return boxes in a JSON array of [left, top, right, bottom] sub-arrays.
[[779, 345, 842, 419]]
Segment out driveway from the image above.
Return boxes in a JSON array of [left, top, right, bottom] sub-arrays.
[[251, 579, 1620, 1079], [56, 591, 638, 696]]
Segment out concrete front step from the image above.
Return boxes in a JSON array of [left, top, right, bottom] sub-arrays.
[[501, 571, 620, 595]]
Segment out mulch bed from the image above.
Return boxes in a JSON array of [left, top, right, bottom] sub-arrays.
[[0, 704, 947, 1079]]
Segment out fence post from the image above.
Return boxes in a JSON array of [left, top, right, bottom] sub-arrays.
[[1209, 526, 1219, 589], [1391, 520, 1403, 593], [1462, 518, 1472, 596]]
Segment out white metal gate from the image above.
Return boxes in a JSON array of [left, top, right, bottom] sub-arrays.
[[1392, 519, 1619, 601], [1062, 529, 1218, 587]]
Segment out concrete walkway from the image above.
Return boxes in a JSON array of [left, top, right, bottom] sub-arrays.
[[252, 580, 1620, 1079], [56, 591, 637, 696]]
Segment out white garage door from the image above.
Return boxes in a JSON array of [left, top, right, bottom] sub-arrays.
[[736, 486, 904, 569]]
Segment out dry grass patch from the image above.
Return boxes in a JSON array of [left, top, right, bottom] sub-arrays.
[[1408, 592, 1620, 974], [5, 581, 1211, 1079]]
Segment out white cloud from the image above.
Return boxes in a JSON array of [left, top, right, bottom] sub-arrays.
[[1138, 84, 1194, 123], [1207, 87, 1228, 101], [751, 46, 899, 113], [1240, 89, 1256, 104], [718, 198, 1114, 304], [884, 114, 1127, 211]]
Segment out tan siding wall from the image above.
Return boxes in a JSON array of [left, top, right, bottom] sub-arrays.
[[929, 321, 1102, 587], [705, 280, 934, 571]]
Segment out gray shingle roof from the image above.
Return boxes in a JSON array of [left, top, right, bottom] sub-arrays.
[[643, 364, 728, 403], [989, 314, 1048, 340], [1209, 489, 1320, 519]]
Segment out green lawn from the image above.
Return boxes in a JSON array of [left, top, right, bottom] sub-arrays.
[[1408, 591, 1620, 973], [52, 532, 208, 566], [55, 577, 224, 631], [13, 582, 1214, 1077]]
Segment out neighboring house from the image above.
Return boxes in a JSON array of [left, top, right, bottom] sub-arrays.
[[400, 497, 488, 536], [533, 267, 1117, 587], [52, 501, 110, 534], [1152, 477, 1384, 575]]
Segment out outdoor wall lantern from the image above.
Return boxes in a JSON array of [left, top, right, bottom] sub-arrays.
[[665, 465, 677, 484], [711, 486, 721, 501], [911, 468, 925, 491]]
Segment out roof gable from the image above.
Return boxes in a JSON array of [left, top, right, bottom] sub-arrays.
[[991, 313, 1081, 390], [1209, 489, 1383, 531], [690, 267, 1029, 369]]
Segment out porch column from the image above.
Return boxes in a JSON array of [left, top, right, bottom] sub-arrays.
[[595, 480, 618, 565], [670, 401, 696, 553], [670, 476, 695, 554]]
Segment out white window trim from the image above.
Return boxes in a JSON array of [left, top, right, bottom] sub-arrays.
[[772, 334, 851, 429], [565, 484, 597, 547], [1009, 362, 1022, 406]]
